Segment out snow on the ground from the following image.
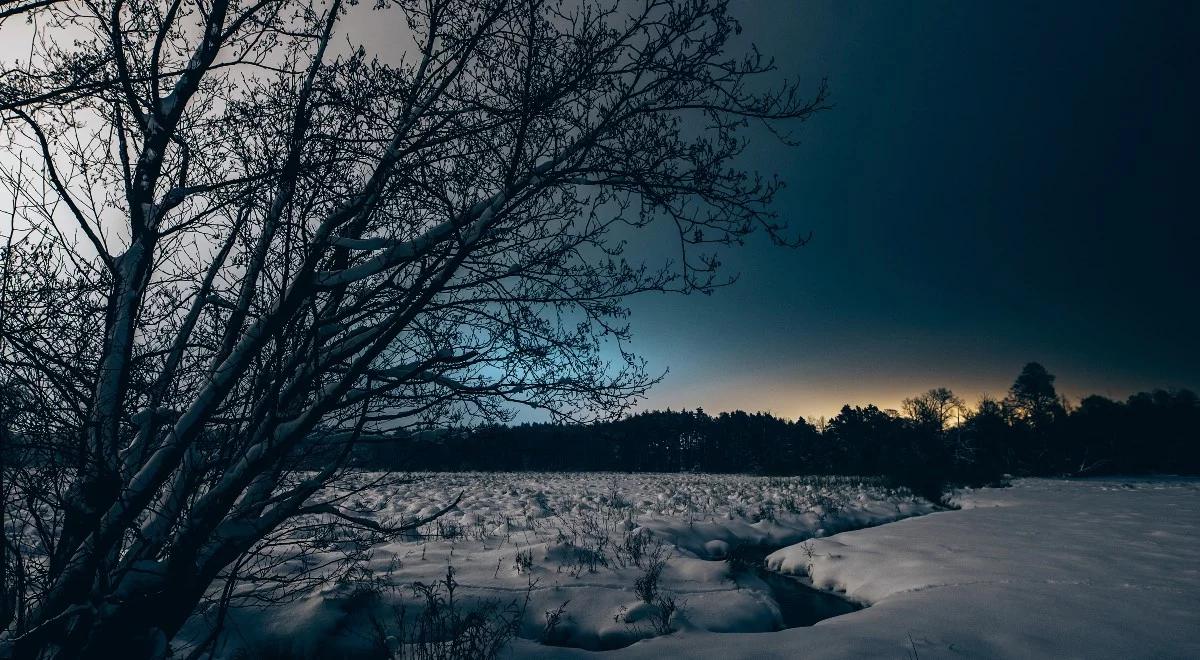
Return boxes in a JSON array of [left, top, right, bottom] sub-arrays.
[[201, 476, 1200, 659], [527, 477, 1197, 660], [197, 473, 932, 658]]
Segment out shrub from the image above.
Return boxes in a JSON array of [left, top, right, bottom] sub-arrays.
[[512, 549, 534, 575], [633, 550, 670, 604], [541, 601, 571, 646], [649, 594, 680, 635], [371, 565, 526, 660]]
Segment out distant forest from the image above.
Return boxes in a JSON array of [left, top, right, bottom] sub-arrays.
[[357, 363, 1200, 499]]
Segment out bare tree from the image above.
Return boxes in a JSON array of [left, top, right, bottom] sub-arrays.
[[0, 0, 825, 657], [902, 387, 965, 432]]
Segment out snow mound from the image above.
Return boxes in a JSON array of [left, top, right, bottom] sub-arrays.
[[554, 477, 1200, 659]]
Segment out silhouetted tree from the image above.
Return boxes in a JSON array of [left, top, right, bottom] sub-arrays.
[[1006, 362, 1066, 429], [0, 0, 827, 656], [1003, 362, 1066, 471], [902, 387, 965, 432], [346, 377, 1200, 493], [955, 396, 1014, 483], [1062, 395, 1124, 475]]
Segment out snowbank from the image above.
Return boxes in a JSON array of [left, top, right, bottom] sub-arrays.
[[525, 477, 1200, 659]]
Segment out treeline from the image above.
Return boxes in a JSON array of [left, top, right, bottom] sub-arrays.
[[357, 363, 1200, 499]]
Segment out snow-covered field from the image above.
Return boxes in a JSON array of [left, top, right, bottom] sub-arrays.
[[199, 475, 1200, 659], [598, 478, 1200, 659], [197, 473, 934, 658]]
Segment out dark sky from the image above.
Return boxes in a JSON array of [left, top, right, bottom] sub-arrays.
[[625, 0, 1200, 419], [9, 1, 1192, 421]]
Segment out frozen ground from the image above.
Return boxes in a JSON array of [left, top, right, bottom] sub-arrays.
[[196, 476, 1200, 659], [558, 477, 1200, 659], [194, 473, 933, 657]]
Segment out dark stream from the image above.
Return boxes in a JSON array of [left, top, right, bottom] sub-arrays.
[[754, 566, 862, 627], [726, 543, 863, 629]]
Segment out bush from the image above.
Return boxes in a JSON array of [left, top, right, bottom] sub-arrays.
[[371, 565, 525, 660], [633, 550, 670, 604], [649, 594, 680, 635]]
